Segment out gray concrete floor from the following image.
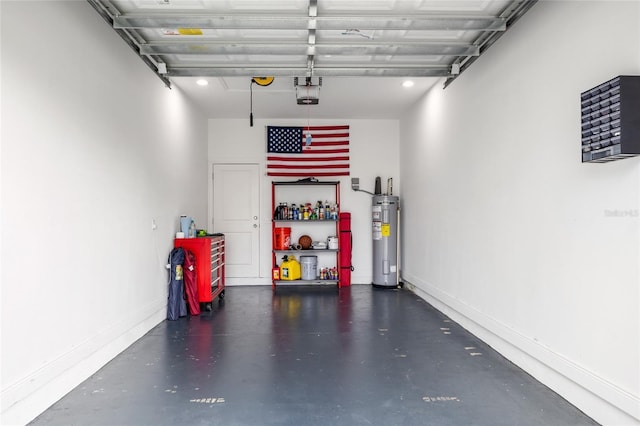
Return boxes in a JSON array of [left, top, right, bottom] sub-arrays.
[[30, 285, 598, 426]]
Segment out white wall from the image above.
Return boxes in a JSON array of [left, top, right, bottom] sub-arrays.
[[0, 2, 208, 424], [400, 2, 639, 425], [208, 118, 400, 285]]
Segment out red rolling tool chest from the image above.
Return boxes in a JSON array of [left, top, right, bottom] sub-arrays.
[[174, 235, 225, 311]]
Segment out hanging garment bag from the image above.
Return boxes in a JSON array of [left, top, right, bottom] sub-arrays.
[[167, 247, 188, 320], [183, 249, 200, 315], [339, 212, 353, 287]]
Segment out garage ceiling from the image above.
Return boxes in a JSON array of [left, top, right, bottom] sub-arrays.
[[87, 0, 537, 119]]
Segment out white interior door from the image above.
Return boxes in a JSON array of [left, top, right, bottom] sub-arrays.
[[213, 163, 260, 278]]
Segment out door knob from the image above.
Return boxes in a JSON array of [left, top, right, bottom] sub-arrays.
[[253, 224, 258, 228], [253, 216, 258, 220]]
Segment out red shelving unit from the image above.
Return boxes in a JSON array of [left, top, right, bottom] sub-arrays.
[[271, 180, 341, 289]]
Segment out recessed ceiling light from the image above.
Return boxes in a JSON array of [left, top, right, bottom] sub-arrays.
[[196, 79, 209, 86], [402, 80, 414, 88]]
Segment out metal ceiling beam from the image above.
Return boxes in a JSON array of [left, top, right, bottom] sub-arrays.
[[306, 0, 318, 76], [113, 14, 506, 32], [165, 65, 452, 78], [139, 42, 480, 57]]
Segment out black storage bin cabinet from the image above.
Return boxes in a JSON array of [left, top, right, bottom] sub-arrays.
[[581, 76, 640, 163]]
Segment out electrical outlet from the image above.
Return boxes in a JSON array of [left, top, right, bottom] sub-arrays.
[[151, 219, 157, 230]]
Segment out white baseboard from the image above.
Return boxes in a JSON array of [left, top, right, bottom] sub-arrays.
[[225, 277, 271, 286], [351, 274, 373, 285], [402, 273, 640, 426], [1, 299, 167, 426], [224, 277, 373, 286]]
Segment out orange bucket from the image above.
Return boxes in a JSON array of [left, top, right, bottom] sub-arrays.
[[274, 227, 291, 250]]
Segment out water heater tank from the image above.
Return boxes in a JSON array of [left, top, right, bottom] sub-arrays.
[[372, 195, 399, 288]]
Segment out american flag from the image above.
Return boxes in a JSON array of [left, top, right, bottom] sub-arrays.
[[266, 125, 350, 177]]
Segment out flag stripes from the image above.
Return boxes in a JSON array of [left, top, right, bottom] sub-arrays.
[[267, 156, 350, 162], [265, 163, 349, 170]]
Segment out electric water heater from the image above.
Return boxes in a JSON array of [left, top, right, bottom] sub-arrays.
[[372, 195, 399, 288]]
